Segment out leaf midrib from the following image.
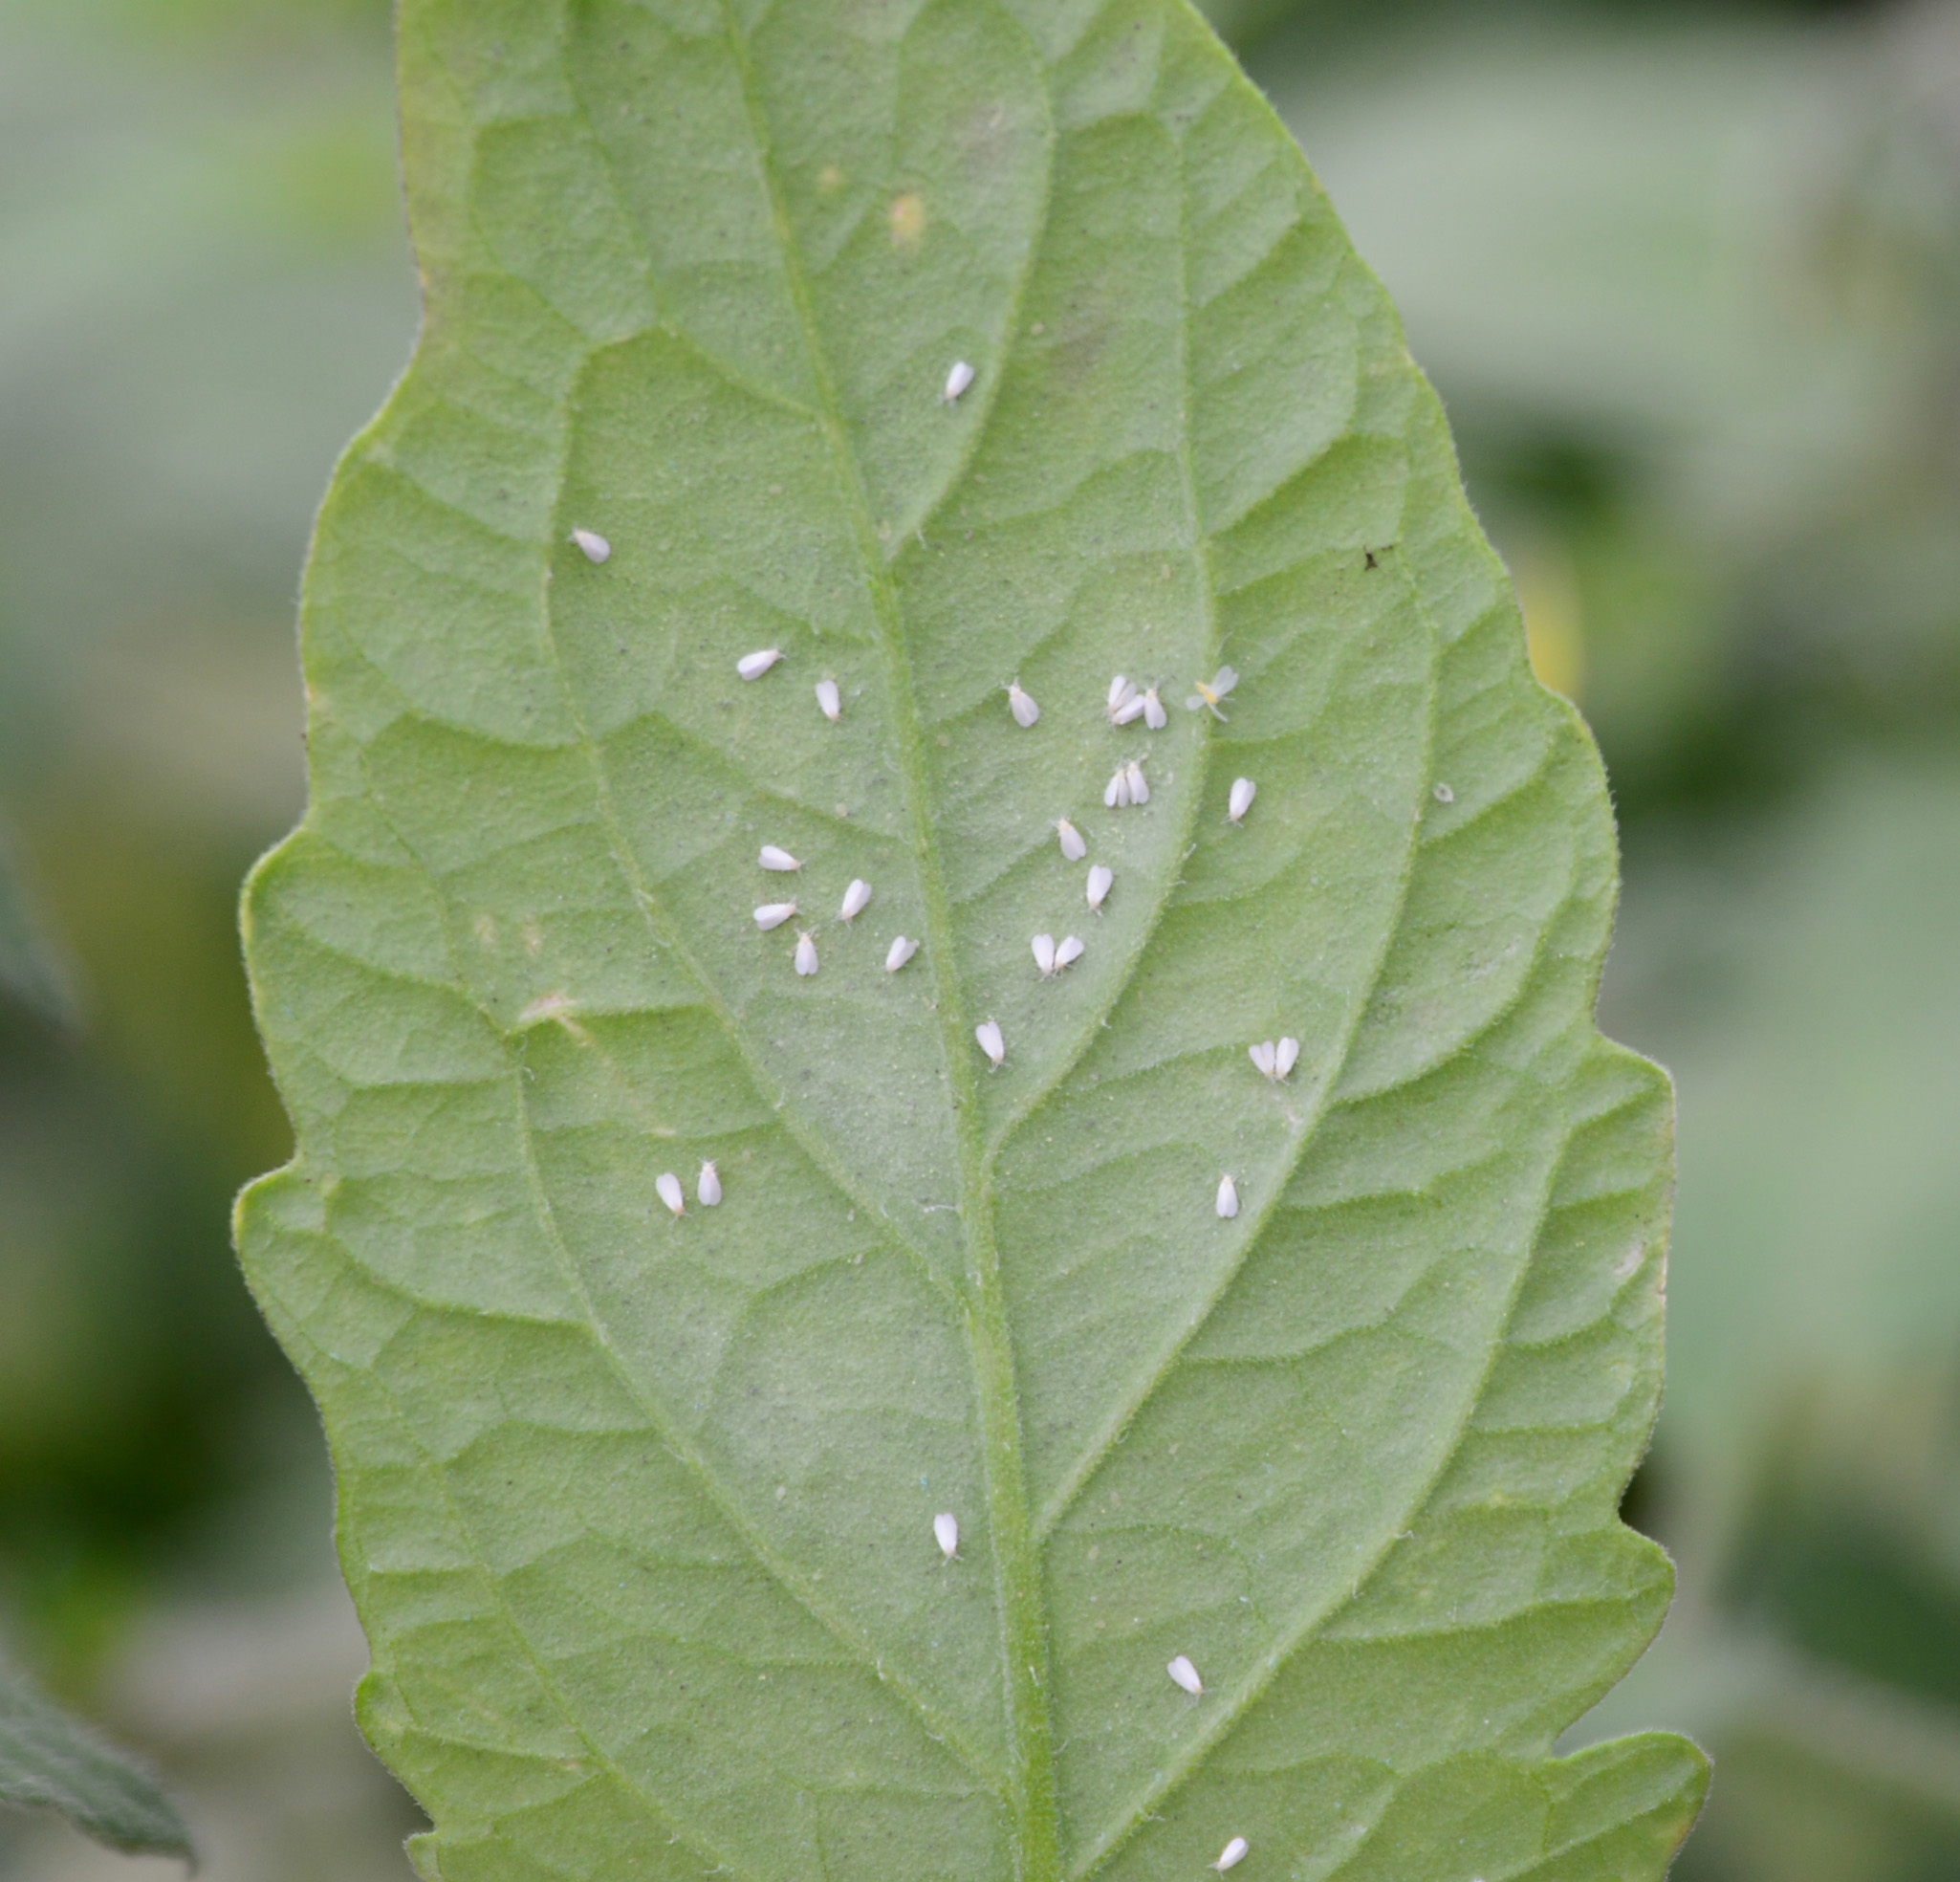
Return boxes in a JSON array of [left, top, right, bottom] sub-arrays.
[[546, 18, 1426, 1876], [705, 12, 1069, 1882]]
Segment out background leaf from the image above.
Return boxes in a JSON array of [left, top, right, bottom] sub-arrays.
[[237, 2, 1705, 1878], [0, 815, 79, 1031], [0, 1661, 191, 1860]]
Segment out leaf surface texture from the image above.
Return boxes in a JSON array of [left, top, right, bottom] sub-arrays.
[[238, 3, 1707, 1878]]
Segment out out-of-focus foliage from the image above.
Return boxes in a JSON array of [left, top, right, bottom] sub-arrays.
[[1254, 5, 1960, 822], [1, 0, 1956, 1877], [0, 0, 423, 1872], [0, 822, 78, 1031], [0, 1662, 190, 1860]]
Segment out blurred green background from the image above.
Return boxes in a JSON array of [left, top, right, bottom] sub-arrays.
[[1, 0, 1956, 1874]]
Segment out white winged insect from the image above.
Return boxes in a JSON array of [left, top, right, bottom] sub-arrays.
[[1187, 665, 1239, 720], [1249, 1037, 1299, 1082], [1007, 681, 1040, 728]]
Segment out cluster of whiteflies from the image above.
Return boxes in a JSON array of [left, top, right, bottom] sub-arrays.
[[564, 361, 1472, 1324], [567, 521, 1304, 1240], [555, 364, 1466, 1875], [653, 1163, 718, 1218]]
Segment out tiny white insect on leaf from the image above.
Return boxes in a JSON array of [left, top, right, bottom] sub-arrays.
[[943, 360, 975, 403], [1105, 674, 1137, 720], [1249, 1040, 1278, 1079], [839, 879, 872, 921], [1032, 933, 1057, 976], [1008, 681, 1040, 729], [975, 1020, 1006, 1067], [1143, 687, 1166, 730], [795, 931, 819, 976], [753, 902, 797, 930], [1086, 864, 1113, 910], [758, 844, 801, 872], [570, 528, 611, 564], [737, 647, 783, 681], [1274, 1037, 1300, 1079], [656, 1171, 686, 1218], [1216, 1173, 1239, 1219], [1228, 777, 1256, 823], [1187, 665, 1239, 720], [697, 1161, 722, 1208], [885, 935, 919, 973], [933, 1512, 959, 1560], [1104, 767, 1129, 809], [1056, 819, 1086, 863], [1433, 781, 1455, 804], [816, 678, 841, 722], [1112, 692, 1147, 726], [1166, 1654, 1203, 1696], [1211, 1837, 1249, 1872], [1054, 935, 1084, 970], [1125, 760, 1148, 805]]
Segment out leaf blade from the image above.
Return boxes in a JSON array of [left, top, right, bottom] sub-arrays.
[[240, 3, 1707, 1879]]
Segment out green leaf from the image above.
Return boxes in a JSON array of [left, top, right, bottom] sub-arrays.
[[0, 1663, 191, 1860], [236, 3, 1707, 1878]]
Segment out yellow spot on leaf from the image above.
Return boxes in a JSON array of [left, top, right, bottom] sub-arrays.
[[889, 191, 926, 246]]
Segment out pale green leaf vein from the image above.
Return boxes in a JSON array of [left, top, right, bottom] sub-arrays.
[[506, 1060, 1008, 1789], [708, 7, 1066, 1875]]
